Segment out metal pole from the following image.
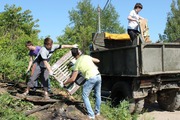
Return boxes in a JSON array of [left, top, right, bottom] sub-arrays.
[[97, 5, 101, 33]]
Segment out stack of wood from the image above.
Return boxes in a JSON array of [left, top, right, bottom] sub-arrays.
[[139, 19, 151, 43]]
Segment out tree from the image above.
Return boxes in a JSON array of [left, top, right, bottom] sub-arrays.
[[163, 0, 180, 42], [0, 4, 40, 80], [101, 3, 125, 33], [58, 0, 125, 53], [0, 4, 39, 40], [58, 0, 96, 53]]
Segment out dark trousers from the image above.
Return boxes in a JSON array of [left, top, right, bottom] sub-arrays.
[[27, 63, 49, 91], [127, 29, 140, 45]]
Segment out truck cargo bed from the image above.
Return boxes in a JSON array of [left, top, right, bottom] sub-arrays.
[[91, 43, 180, 76]]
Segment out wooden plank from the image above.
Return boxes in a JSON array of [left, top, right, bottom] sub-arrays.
[[16, 93, 59, 103], [25, 104, 51, 116]]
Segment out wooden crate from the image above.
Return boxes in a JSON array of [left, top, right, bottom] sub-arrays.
[[51, 51, 81, 95]]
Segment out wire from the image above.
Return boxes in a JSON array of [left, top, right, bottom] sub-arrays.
[[103, 0, 112, 11]]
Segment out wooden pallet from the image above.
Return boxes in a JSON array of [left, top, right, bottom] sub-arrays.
[[139, 19, 151, 43], [51, 51, 83, 95]]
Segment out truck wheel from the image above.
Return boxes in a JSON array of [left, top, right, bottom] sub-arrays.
[[157, 90, 180, 111], [111, 81, 135, 113], [135, 98, 144, 113]]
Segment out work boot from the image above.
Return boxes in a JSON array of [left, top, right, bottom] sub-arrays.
[[44, 91, 50, 100]]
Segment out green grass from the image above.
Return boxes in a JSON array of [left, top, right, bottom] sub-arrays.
[[0, 93, 36, 120], [101, 100, 138, 120]]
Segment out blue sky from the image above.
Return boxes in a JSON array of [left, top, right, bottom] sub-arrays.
[[1, 0, 172, 43]]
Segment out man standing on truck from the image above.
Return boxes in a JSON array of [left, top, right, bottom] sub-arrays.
[[25, 41, 51, 92], [63, 48, 102, 119], [22, 38, 78, 99], [127, 3, 144, 44]]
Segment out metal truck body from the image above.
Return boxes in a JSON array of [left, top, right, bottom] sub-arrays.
[[90, 32, 180, 112]]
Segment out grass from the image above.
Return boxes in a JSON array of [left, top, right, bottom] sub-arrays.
[[69, 87, 139, 120], [101, 100, 138, 120], [0, 93, 36, 120]]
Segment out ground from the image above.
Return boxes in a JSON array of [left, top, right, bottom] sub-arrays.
[[138, 103, 180, 120], [0, 80, 180, 120], [0, 80, 106, 120]]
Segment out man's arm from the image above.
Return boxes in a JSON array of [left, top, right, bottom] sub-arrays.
[[61, 44, 78, 49], [127, 15, 137, 21], [27, 56, 33, 72], [91, 57, 100, 63], [43, 60, 53, 74], [64, 71, 78, 85]]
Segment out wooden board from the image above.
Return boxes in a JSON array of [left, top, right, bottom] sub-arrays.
[[16, 93, 59, 103], [139, 19, 151, 43]]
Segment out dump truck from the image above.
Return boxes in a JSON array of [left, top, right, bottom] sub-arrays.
[[90, 31, 180, 113]]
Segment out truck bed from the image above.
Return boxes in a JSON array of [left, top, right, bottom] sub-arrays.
[[91, 43, 180, 76]]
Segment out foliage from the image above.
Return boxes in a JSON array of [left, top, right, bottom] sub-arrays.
[[101, 100, 137, 120], [57, 0, 125, 53], [160, 0, 180, 42], [0, 4, 40, 81], [57, 0, 95, 54], [101, 3, 125, 33], [75, 90, 138, 120], [0, 93, 35, 120], [0, 4, 39, 40]]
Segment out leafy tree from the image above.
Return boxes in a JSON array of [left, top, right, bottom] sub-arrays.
[[58, 0, 125, 53], [101, 3, 125, 33], [57, 0, 96, 53], [163, 0, 180, 42], [0, 4, 40, 80], [0, 4, 39, 40]]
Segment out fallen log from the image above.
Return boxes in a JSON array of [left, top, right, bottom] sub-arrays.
[[16, 93, 59, 103], [25, 104, 51, 116]]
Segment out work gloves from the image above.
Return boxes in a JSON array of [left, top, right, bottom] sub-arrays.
[[49, 71, 54, 76], [26, 70, 30, 74], [72, 44, 78, 48], [59, 81, 64, 88]]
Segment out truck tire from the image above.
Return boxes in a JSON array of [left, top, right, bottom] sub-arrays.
[[135, 98, 144, 113], [111, 81, 135, 113], [157, 90, 180, 111]]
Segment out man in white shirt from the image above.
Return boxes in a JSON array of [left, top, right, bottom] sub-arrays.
[[127, 3, 144, 44]]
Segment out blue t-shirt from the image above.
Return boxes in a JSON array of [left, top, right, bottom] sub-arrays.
[[29, 46, 41, 57]]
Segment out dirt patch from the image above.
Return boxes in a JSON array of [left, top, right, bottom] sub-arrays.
[[138, 102, 180, 120], [1, 80, 179, 120], [0, 80, 106, 120]]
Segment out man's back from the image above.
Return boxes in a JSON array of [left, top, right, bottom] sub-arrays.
[[74, 55, 99, 79]]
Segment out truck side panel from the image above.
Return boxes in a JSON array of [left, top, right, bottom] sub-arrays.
[[92, 43, 180, 76], [141, 44, 180, 75], [92, 46, 140, 76]]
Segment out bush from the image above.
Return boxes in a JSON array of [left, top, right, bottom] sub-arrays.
[[101, 100, 138, 120], [0, 93, 35, 120]]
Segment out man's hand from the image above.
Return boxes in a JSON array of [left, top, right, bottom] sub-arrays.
[[26, 70, 30, 74], [59, 81, 64, 88], [136, 19, 140, 23], [72, 44, 78, 48], [49, 70, 54, 76]]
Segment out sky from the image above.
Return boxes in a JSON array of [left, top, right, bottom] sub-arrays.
[[1, 0, 173, 43]]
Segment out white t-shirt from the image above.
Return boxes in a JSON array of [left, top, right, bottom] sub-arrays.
[[128, 10, 140, 30], [34, 44, 61, 68]]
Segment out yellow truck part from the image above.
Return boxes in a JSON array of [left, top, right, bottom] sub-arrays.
[[104, 32, 130, 40]]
